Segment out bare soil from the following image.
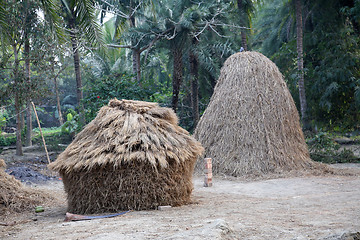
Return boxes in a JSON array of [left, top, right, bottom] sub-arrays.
[[1, 145, 360, 239], [1, 164, 360, 240]]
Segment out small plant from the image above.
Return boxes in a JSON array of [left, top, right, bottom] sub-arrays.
[[32, 131, 72, 151], [0, 135, 16, 147], [307, 132, 358, 163], [0, 116, 6, 133], [61, 109, 79, 137], [0, 109, 8, 134]]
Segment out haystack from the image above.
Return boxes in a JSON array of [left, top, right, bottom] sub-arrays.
[[194, 51, 323, 177], [0, 159, 51, 214], [49, 99, 204, 214]]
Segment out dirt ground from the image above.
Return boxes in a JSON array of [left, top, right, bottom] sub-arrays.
[[1, 163, 360, 240]]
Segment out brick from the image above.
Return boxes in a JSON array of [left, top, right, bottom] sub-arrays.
[[204, 158, 213, 187]]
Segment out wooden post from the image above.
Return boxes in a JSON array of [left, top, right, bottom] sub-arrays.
[[204, 157, 212, 187], [31, 102, 51, 164]]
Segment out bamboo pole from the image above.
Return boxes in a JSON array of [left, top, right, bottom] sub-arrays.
[[31, 102, 51, 164]]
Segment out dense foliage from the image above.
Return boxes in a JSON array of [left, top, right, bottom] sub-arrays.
[[0, 0, 359, 158], [82, 72, 157, 121], [252, 0, 360, 130]]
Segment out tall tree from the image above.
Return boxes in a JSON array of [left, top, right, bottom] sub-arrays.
[[24, 0, 36, 147], [190, 38, 199, 127], [295, 0, 308, 128], [171, 45, 184, 112], [0, 0, 63, 154], [252, 0, 360, 127], [158, 0, 239, 114], [60, 0, 102, 125], [51, 59, 68, 126], [13, 44, 23, 155], [102, 0, 168, 83], [233, 0, 260, 51], [237, 0, 248, 50], [0, 0, 30, 155]]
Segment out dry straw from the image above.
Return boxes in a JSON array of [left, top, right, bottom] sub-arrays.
[[49, 99, 204, 214], [0, 159, 52, 214], [194, 51, 328, 177]]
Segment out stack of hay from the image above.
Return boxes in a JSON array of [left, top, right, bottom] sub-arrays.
[[194, 51, 326, 177], [49, 99, 204, 214], [0, 159, 50, 214]]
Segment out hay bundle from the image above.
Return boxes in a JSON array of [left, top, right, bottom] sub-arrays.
[[194, 51, 322, 177], [49, 99, 203, 214], [0, 159, 51, 214]]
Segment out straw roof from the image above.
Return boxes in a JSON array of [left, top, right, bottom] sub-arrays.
[[194, 51, 322, 177], [49, 99, 203, 213], [49, 99, 204, 173]]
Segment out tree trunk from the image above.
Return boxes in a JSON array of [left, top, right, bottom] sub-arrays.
[[13, 44, 23, 156], [240, 31, 248, 51], [20, 105, 25, 130], [171, 48, 183, 112], [69, 18, 85, 125], [190, 39, 199, 129], [52, 63, 63, 126], [129, 13, 142, 84], [132, 48, 141, 83], [55, 79, 63, 126], [25, 32, 32, 146], [15, 96, 23, 156], [295, 0, 309, 128], [237, 0, 248, 51]]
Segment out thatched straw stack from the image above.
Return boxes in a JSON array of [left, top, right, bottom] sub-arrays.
[[49, 99, 203, 214], [0, 159, 51, 213], [194, 51, 323, 177]]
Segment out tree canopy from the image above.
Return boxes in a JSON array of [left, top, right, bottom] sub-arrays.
[[0, 0, 359, 155]]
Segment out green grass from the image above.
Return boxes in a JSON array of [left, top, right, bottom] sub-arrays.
[[33, 127, 62, 136], [0, 127, 72, 151]]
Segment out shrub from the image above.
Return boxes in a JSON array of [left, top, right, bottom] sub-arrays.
[[307, 132, 359, 163]]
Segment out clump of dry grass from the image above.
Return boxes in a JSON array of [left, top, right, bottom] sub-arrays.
[[49, 99, 204, 214], [0, 159, 53, 214], [194, 51, 328, 177]]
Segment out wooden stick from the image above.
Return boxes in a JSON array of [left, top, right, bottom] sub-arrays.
[[31, 102, 50, 164], [64, 211, 130, 222]]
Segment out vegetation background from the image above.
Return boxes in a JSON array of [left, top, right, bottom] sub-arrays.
[[0, 0, 359, 162]]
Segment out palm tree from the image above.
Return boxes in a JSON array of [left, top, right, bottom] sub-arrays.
[[24, 0, 35, 147], [160, 0, 193, 112], [251, 0, 308, 127], [190, 38, 199, 126], [101, 0, 168, 83], [294, 0, 308, 128], [232, 0, 260, 51], [165, 0, 238, 115], [60, 0, 102, 125]]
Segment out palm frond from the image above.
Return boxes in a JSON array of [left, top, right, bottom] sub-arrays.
[[0, 0, 6, 27], [74, 0, 104, 46], [40, 0, 66, 41]]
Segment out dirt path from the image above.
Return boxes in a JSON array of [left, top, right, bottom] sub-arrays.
[[1, 169, 360, 240]]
